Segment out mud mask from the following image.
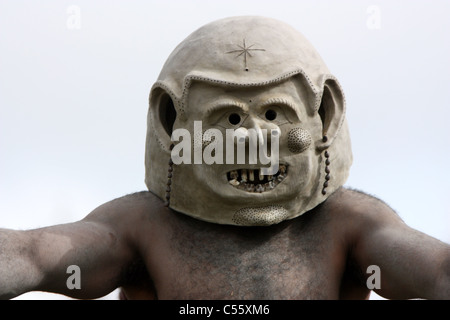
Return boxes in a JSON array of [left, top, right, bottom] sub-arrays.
[[145, 16, 352, 226]]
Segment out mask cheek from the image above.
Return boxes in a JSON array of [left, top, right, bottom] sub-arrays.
[[287, 127, 312, 154]]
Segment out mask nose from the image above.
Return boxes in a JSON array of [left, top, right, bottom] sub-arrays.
[[235, 117, 280, 146], [232, 117, 280, 169]]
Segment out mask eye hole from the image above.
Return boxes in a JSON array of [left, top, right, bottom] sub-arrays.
[[228, 113, 241, 125], [265, 109, 277, 121]]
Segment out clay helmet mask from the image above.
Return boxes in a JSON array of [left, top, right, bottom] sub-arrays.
[[145, 16, 353, 226]]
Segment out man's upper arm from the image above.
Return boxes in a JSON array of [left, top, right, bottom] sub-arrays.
[[19, 195, 145, 299], [32, 220, 133, 298], [347, 191, 450, 299]]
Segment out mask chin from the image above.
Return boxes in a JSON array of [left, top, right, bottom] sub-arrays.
[[233, 205, 290, 226]]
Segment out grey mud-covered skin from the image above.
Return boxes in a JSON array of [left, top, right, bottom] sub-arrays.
[[145, 16, 353, 226]]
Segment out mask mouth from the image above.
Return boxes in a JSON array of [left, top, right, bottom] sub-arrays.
[[226, 164, 287, 193]]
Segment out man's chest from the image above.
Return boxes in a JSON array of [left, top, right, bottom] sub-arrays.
[[147, 215, 346, 299]]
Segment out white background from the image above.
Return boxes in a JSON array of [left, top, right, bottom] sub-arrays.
[[0, 0, 448, 300]]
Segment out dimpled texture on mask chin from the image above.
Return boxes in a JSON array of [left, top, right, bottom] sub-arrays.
[[232, 205, 289, 226]]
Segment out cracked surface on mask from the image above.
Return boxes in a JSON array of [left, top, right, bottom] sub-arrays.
[[226, 164, 287, 193], [232, 205, 289, 226]]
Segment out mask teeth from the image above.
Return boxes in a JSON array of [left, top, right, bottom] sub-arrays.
[[259, 169, 264, 181], [248, 170, 255, 181], [256, 184, 264, 193], [229, 178, 240, 186], [266, 181, 275, 190], [245, 184, 255, 192], [241, 169, 247, 182], [230, 170, 239, 180], [226, 166, 288, 193]]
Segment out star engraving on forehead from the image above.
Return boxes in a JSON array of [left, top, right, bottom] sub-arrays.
[[226, 39, 266, 71]]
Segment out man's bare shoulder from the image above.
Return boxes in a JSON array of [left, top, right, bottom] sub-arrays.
[[104, 191, 163, 212], [82, 191, 164, 228], [324, 187, 405, 235]]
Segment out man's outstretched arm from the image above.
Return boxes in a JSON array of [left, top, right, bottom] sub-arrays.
[[0, 228, 42, 299], [347, 191, 450, 299], [0, 196, 143, 299]]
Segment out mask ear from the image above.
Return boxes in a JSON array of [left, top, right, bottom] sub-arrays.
[[316, 77, 346, 151], [149, 86, 178, 150]]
